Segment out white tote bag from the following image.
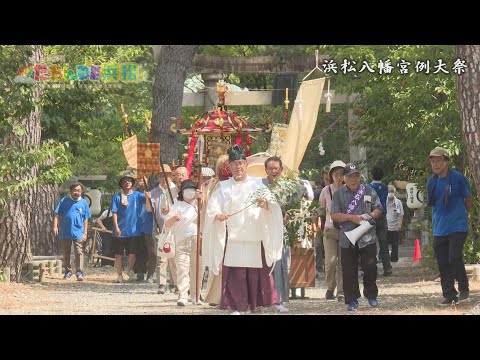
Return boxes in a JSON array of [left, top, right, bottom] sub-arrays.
[[156, 226, 175, 259]]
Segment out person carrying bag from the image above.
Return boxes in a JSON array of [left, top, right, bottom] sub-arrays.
[[156, 225, 176, 259]]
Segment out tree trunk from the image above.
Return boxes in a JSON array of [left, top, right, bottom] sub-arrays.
[[152, 45, 199, 165], [29, 184, 60, 256], [455, 45, 480, 194], [0, 46, 59, 282]]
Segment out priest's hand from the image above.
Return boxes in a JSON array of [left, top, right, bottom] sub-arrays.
[[215, 214, 229, 222], [258, 198, 268, 209]]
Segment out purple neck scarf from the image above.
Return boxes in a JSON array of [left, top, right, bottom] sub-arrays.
[[340, 184, 366, 229]]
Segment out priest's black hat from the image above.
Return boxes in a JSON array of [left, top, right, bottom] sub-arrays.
[[228, 145, 246, 162]]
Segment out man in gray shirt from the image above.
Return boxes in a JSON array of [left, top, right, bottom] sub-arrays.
[[331, 163, 383, 311]]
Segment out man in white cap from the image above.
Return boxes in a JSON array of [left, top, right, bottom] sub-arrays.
[[427, 146, 472, 305]]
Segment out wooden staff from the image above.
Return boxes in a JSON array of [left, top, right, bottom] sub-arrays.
[[195, 135, 205, 303], [144, 113, 152, 142], [283, 88, 289, 124], [120, 103, 132, 137], [160, 153, 175, 206], [142, 175, 163, 234]]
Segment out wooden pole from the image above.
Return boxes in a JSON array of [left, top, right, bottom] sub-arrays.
[[159, 154, 175, 205], [55, 260, 63, 275], [195, 135, 204, 303], [32, 256, 63, 261], [195, 160, 203, 303], [27, 263, 34, 282], [283, 87, 289, 124], [39, 263, 46, 283], [48, 261, 55, 276]]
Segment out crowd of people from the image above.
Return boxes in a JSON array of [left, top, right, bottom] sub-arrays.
[[53, 145, 472, 313]]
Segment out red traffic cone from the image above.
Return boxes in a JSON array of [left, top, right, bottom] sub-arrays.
[[413, 239, 422, 262]]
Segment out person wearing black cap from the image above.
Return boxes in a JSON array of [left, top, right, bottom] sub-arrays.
[[111, 170, 146, 283], [202, 145, 284, 314], [164, 179, 201, 306], [330, 163, 383, 311], [427, 146, 472, 305]]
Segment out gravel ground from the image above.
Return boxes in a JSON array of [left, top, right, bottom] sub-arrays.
[[1, 257, 479, 315]]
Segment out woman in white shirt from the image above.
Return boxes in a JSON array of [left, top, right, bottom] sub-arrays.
[[164, 179, 200, 306]]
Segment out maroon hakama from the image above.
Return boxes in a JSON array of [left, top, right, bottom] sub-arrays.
[[220, 245, 279, 312]]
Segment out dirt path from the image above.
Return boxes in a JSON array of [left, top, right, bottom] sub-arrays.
[[1, 257, 479, 315]]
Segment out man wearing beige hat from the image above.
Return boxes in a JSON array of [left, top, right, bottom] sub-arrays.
[[427, 146, 472, 306]]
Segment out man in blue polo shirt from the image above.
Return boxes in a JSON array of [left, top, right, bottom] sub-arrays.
[[111, 171, 146, 283], [54, 182, 91, 281], [427, 147, 472, 305]]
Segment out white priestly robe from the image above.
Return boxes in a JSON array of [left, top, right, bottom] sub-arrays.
[[202, 176, 284, 275]]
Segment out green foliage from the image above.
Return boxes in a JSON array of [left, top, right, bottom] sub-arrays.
[[0, 46, 38, 138], [300, 103, 350, 177], [319, 45, 480, 264], [0, 45, 157, 219], [285, 199, 319, 248], [0, 140, 72, 196], [247, 170, 304, 208], [0, 46, 72, 217], [324, 45, 461, 186], [40, 45, 155, 192]]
